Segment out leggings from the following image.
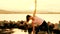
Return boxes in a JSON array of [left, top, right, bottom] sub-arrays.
[[35, 21, 50, 34]]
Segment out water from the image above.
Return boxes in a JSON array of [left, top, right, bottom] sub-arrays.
[[12, 28, 28, 34], [0, 14, 60, 24]]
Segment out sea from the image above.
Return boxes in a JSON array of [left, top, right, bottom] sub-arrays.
[[0, 14, 60, 24]]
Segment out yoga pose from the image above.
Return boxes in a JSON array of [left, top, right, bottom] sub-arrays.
[[26, 15, 49, 34]]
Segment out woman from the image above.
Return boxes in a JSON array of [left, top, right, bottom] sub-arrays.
[[26, 15, 50, 34]]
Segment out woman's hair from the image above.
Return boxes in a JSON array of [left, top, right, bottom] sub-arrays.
[[26, 15, 31, 22]]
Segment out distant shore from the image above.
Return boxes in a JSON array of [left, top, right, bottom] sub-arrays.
[[0, 10, 60, 14]]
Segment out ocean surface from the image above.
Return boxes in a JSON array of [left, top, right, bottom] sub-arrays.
[[0, 14, 60, 24]]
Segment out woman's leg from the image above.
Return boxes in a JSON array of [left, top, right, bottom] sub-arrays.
[[41, 21, 50, 34], [28, 28, 32, 34], [38, 21, 50, 34], [35, 26, 39, 34]]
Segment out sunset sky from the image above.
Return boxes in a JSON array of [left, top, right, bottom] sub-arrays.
[[0, 0, 60, 12]]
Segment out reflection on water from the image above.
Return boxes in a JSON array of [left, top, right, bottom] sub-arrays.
[[0, 28, 28, 34], [12, 28, 28, 34]]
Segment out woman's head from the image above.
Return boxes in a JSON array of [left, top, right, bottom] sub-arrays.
[[26, 15, 32, 22]]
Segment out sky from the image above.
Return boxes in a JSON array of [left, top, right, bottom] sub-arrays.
[[0, 0, 60, 12], [0, 0, 60, 23]]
